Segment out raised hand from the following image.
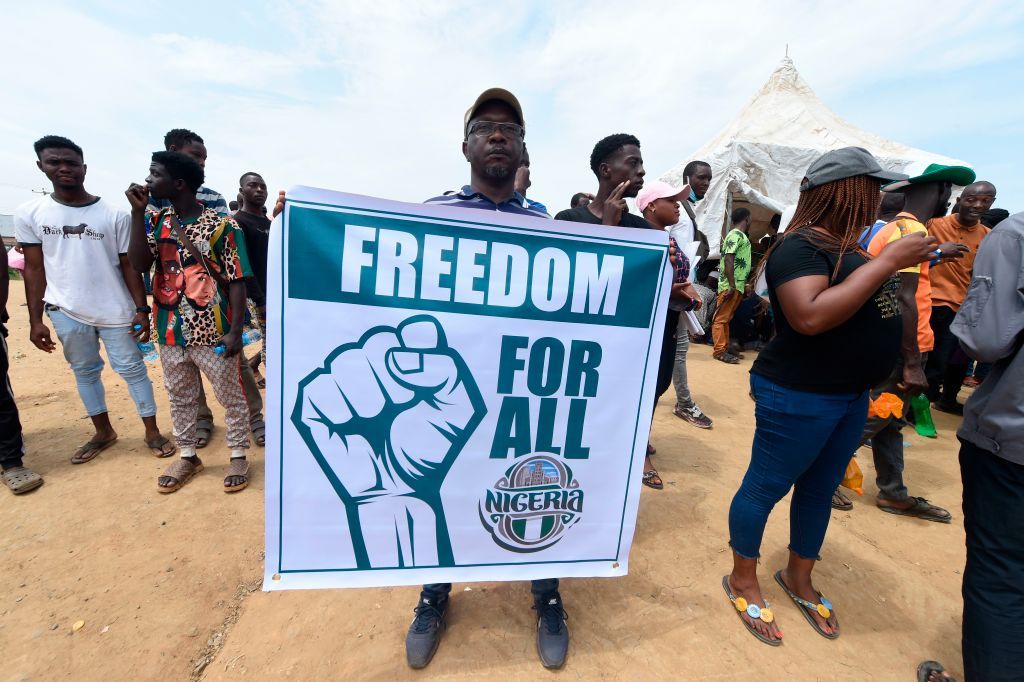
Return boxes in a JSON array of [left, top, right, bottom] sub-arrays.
[[125, 183, 149, 213], [601, 181, 629, 226], [293, 315, 485, 569]]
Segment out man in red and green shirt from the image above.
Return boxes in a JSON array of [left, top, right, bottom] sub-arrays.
[[126, 151, 254, 494]]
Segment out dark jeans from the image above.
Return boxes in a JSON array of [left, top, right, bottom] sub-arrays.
[[927, 305, 969, 404], [960, 438, 1024, 682], [861, 373, 911, 502], [729, 373, 868, 560], [423, 579, 560, 602], [0, 327, 25, 470]]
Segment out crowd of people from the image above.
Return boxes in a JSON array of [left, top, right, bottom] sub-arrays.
[[1, 86, 1020, 680]]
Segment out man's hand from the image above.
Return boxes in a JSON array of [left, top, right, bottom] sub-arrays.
[[601, 181, 629, 226], [295, 316, 485, 496], [219, 330, 243, 358], [272, 191, 286, 218], [30, 321, 56, 352], [514, 165, 531, 196], [131, 312, 150, 342], [125, 183, 149, 213], [744, 282, 754, 297], [935, 241, 969, 262], [899, 362, 929, 396]]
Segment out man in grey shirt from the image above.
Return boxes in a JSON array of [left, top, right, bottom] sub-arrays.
[[949, 210, 1024, 681]]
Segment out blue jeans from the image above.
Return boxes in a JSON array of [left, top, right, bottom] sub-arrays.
[[47, 307, 157, 418], [729, 373, 867, 560]]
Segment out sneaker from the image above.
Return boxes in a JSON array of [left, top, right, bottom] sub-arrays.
[[405, 595, 448, 669], [533, 594, 569, 669], [673, 404, 713, 429]]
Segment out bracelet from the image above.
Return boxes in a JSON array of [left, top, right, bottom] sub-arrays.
[[136, 305, 152, 314]]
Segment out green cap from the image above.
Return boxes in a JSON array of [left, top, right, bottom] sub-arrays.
[[881, 161, 976, 192]]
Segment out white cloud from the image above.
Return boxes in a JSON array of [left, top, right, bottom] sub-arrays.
[[1, 0, 1021, 217]]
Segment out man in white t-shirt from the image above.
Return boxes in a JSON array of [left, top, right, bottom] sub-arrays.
[[16, 136, 175, 465]]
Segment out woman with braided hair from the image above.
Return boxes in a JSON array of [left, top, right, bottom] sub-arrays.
[[721, 148, 939, 645]]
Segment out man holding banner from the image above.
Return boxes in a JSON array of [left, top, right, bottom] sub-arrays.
[[265, 89, 671, 673], [413, 88, 567, 670]]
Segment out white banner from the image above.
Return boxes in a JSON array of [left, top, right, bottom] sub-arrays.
[[264, 186, 671, 590]]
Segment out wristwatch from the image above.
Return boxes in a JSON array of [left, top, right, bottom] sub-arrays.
[[136, 305, 152, 314]]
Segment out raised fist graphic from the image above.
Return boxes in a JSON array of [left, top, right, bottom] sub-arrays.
[[293, 315, 486, 569]]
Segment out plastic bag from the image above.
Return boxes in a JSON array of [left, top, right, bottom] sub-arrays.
[[840, 457, 864, 496], [867, 392, 903, 420]]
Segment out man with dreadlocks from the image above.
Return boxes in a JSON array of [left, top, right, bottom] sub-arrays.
[[858, 163, 975, 523], [723, 147, 937, 645]]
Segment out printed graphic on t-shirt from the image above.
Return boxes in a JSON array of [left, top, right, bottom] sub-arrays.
[[874, 276, 900, 319], [40, 223, 106, 240]]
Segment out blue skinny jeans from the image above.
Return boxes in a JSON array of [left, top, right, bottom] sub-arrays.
[[729, 373, 867, 560]]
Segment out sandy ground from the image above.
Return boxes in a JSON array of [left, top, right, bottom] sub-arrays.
[[1, 282, 969, 681]]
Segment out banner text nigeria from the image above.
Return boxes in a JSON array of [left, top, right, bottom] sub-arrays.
[[340, 225, 625, 316], [490, 335, 600, 459]]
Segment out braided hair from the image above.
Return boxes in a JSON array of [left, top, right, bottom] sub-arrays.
[[757, 175, 882, 281]]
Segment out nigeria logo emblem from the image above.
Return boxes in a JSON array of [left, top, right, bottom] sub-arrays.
[[479, 455, 583, 553]]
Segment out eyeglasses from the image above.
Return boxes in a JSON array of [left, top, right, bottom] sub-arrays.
[[468, 120, 525, 139]]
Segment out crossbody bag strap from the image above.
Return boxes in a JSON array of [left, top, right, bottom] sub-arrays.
[[169, 212, 230, 290]]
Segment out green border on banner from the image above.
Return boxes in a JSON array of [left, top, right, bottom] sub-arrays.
[[276, 197, 668, 574]]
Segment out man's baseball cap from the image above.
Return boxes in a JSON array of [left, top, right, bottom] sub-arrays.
[[464, 88, 525, 138], [801, 146, 906, 192], [881, 160, 976, 192], [636, 180, 687, 213]]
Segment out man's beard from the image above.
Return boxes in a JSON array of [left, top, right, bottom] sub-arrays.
[[483, 164, 512, 180]]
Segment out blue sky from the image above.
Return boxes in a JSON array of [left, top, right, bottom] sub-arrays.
[[1, 0, 1020, 217]]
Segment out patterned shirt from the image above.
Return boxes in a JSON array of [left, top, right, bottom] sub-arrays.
[[718, 228, 752, 293], [145, 206, 252, 347]]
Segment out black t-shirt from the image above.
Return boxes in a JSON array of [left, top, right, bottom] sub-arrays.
[[554, 205, 654, 230], [751, 232, 901, 394], [234, 210, 271, 307]]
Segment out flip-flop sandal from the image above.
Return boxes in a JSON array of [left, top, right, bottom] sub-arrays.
[[157, 457, 204, 494], [2, 467, 44, 495], [714, 353, 741, 364], [224, 458, 250, 493], [146, 436, 177, 458], [721, 576, 781, 646], [917, 660, 956, 682], [250, 420, 266, 447], [877, 497, 952, 524], [195, 420, 213, 449], [70, 437, 117, 465], [642, 469, 663, 490], [831, 490, 853, 511], [773, 570, 839, 640]]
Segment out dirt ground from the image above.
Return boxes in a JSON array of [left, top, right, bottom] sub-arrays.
[[1, 282, 969, 681]]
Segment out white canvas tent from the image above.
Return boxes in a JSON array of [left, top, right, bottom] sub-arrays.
[[660, 58, 968, 257]]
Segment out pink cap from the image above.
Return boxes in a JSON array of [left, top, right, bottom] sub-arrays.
[[635, 180, 688, 213]]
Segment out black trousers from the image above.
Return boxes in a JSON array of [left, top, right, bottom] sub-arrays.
[[0, 326, 25, 470], [423, 579, 559, 602], [960, 438, 1024, 682], [927, 306, 969, 404]]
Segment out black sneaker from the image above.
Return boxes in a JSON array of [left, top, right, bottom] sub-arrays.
[[405, 595, 448, 669], [533, 593, 569, 669], [673, 404, 713, 429]]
